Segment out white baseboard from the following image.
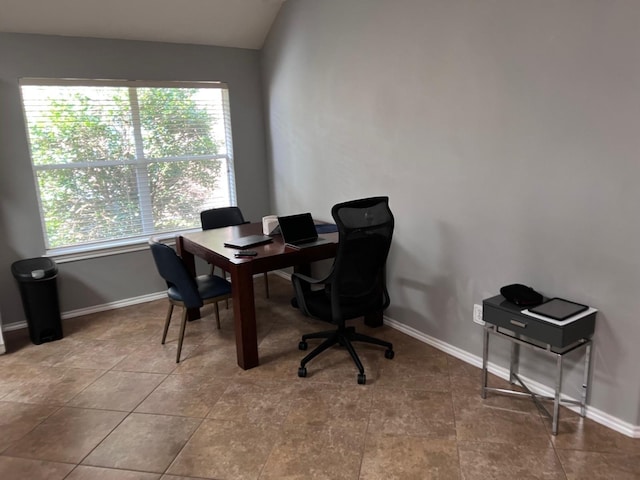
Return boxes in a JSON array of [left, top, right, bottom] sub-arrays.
[[2, 291, 166, 332], [2, 274, 637, 438]]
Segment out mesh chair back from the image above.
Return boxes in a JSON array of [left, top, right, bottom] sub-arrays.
[[200, 207, 246, 230], [329, 197, 394, 319], [148, 238, 203, 309]]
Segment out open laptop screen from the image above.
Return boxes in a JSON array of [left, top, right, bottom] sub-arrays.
[[277, 213, 318, 244]]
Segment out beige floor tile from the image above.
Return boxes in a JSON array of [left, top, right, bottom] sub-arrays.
[[3, 407, 126, 463], [207, 379, 295, 425], [235, 346, 309, 383], [64, 310, 136, 340], [90, 308, 165, 344], [135, 374, 229, 417], [67, 370, 166, 411], [455, 406, 551, 447], [260, 424, 365, 480], [112, 343, 196, 374], [549, 410, 640, 455], [1, 366, 105, 405], [0, 456, 75, 480], [160, 475, 212, 480], [163, 306, 233, 346], [0, 336, 76, 367], [182, 309, 236, 348], [556, 449, 640, 480], [83, 413, 201, 473], [375, 348, 450, 391], [256, 315, 324, 350], [53, 339, 139, 370], [172, 344, 242, 378], [167, 419, 280, 479], [66, 465, 161, 479], [284, 383, 373, 434], [368, 388, 456, 439], [0, 401, 58, 453], [458, 442, 566, 480], [361, 433, 461, 480], [447, 355, 483, 379], [452, 373, 540, 415]]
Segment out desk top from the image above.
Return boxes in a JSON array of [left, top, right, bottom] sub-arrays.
[[179, 222, 339, 272]]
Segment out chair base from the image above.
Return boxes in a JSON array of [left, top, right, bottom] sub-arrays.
[[297, 326, 394, 384]]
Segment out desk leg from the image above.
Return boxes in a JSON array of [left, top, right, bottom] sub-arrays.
[[509, 341, 520, 385], [230, 262, 259, 370], [552, 353, 563, 435], [581, 341, 593, 418], [175, 236, 201, 321], [481, 326, 489, 398]]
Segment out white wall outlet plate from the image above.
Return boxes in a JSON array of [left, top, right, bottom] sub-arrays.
[[473, 303, 485, 325]]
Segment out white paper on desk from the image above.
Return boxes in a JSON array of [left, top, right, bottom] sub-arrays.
[[521, 307, 598, 326]]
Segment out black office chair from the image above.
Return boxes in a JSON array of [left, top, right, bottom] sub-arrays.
[[200, 206, 248, 230], [291, 196, 395, 384], [200, 206, 270, 299], [149, 238, 232, 363]]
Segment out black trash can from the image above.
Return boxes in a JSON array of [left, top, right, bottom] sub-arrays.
[[11, 257, 63, 345]]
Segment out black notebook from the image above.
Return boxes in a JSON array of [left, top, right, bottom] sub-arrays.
[[224, 234, 272, 249], [529, 298, 589, 321]]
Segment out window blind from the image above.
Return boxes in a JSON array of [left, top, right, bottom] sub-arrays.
[[20, 79, 236, 253]]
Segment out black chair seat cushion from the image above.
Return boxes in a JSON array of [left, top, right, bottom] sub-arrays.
[[302, 288, 383, 323], [168, 274, 231, 303]]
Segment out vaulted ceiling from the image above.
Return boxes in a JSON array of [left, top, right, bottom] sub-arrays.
[[0, 0, 286, 49]]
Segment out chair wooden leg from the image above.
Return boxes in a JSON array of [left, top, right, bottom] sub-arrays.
[[176, 308, 188, 363], [214, 302, 221, 329], [224, 271, 230, 309], [162, 303, 174, 344], [263, 272, 270, 299]]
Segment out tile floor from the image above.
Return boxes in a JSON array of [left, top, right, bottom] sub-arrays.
[[0, 275, 638, 479]]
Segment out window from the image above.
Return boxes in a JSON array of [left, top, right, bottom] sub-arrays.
[[20, 79, 236, 255]]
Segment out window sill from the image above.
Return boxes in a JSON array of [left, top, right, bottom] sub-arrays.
[[48, 229, 199, 264]]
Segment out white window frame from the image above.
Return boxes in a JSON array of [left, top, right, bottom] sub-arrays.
[[20, 78, 237, 262]]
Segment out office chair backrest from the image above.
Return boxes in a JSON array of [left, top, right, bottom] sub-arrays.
[[148, 238, 203, 309], [329, 196, 394, 319], [200, 206, 246, 230]]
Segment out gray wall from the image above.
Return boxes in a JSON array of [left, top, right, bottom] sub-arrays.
[[0, 33, 270, 324], [261, 0, 640, 427]]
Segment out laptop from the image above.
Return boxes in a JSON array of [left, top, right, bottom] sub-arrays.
[[277, 213, 331, 249], [223, 234, 272, 249]]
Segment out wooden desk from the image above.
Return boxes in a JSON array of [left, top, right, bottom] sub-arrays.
[[176, 223, 340, 370]]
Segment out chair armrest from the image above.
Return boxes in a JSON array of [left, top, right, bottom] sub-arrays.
[[291, 272, 323, 285], [291, 272, 325, 317]]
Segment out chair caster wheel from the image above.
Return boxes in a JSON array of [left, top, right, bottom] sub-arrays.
[[385, 349, 394, 359], [298, 341, 308, 351], [298, 367, 307, 378], [357, 373, 366, 385]]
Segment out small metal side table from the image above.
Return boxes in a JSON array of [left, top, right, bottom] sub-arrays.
[[481, 295, 596, 435]]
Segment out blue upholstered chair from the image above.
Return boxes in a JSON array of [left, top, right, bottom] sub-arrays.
[[148, 238, 232, 363]]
